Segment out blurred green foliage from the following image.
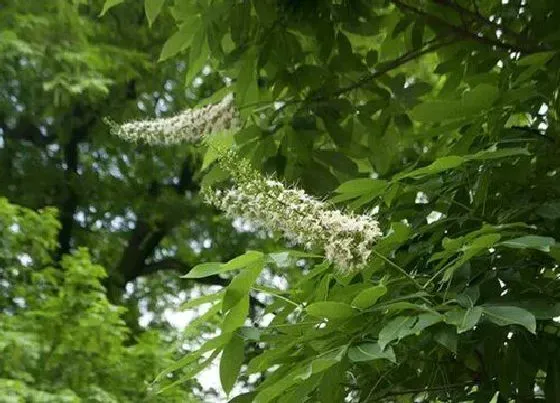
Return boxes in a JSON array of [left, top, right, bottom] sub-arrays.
[[0, 198, 197, 401]]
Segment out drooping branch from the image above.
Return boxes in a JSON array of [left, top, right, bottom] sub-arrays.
[[0, 114, 55, 146], [112, 158, 200, 296], [268, 39, 454, 114], [332, 39, 453, 98], [431, 0, 549, 51], [391, 0, 545, 54], [368, 381, 476, 401]]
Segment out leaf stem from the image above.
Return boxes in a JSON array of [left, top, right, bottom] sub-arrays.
[[371, 250, 422, 289]]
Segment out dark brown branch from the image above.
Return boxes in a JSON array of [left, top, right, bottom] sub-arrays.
[[111, 158, 200, 299], [431, 0, 536, 47], [391, 0, 539, 54], [510, 125, 555, 143], [242, 39, 454, 113], [370, 381, 476, 401], [0, 114, 55, 146], [140, 257, 190, 276], [332, 40, 452, 98], [262, 39, 454, 115]]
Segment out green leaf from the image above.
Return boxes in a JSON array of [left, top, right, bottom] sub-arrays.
[[223, 251, 264, 271], [183, 251, 264, 279], [159, 19, 201, 61], [154, 333, 230, 382], [247, 343, 297, 374], [408, 313, 443, 335], [501, 236, 556, 252], [550, 246, 560, 262], [466, 145, 530, 161], [442, 233, 501, 282], [518, 51, 556, 66], [268, 250, 321, 268], [180, 290, 225, 310], [537, 202, 560, 220], [223, 253, 264, 312], [100, 0, 124, 16], [253, 0, 276, 24], [351, 285, 387, 309], [410, 100, 458, 122], [445, 307, 483, 333], [201, 164, 229, 187], [278, 375, 323, 403], [184, 303, 222, 336], [433, 327, 457, 353], [394, 156, 466, 180], [145, 0, 165, 27], [155, 349, 220, 394], [237, 48, 259, 112], [410, 84, 499, 122], [482, 306, 536, 334], [220, 334, 245, 395], [254, 349, 344, 403], [331, 178, 388, 205], [202, 130, 236, 171], [461, 84, 499, 112], [516, 51, 556, 83], [184, 28, 209, 85], [348, 343, 396, 363], [318, 365, 346, 403], [306, 302, 354, 320], [229, 392, 257, 403], [182, 262, 224, 279], [223, 295, 250, 333], [378, 316, 415, 350], [311, 347, 346, 373], [334, 178, 387, 195], [237, 326, 261, 341], [254, 366, 308, 403], [378, 313, 442, 350]]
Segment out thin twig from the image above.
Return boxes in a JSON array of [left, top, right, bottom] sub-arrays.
[[391, 0, 537, 54], [510, 125, 555, 143], [238, 39, 453, 112], [332, 40, 453, 98], [251, 285, 300, 308], [432, 0, 541, 49], [371, 250, 422, 289], [376, 381, 476, 399]]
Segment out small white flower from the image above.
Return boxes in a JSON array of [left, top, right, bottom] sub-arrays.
[[108, 94, 239, 145], [203, 152, 383, 273]]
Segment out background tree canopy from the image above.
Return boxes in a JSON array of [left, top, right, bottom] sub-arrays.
[[2, 0, 560, 401]]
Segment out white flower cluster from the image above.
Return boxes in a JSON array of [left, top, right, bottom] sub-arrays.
[[108, 94, 239, 145], [204, 153, 382, 273]]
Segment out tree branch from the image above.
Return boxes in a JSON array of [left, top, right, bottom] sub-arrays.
[[332, 40, 453, 98], [111, 158, 200, 298], [370, 381, 476, 401], [391, 0, 541, 54], [431, 1, 505, 36], [510, 125, 555, 143], [0, 114, 56, 146]]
